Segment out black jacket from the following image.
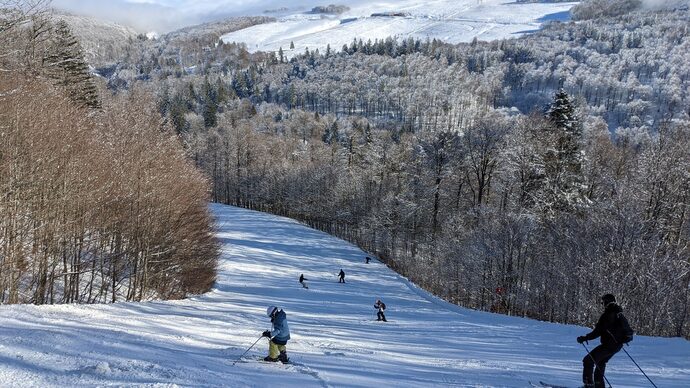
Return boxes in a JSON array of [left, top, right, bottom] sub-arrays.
[[583, 302, 624, 348]]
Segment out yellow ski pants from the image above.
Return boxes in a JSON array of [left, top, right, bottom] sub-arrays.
[[269, 340, 286, 358]]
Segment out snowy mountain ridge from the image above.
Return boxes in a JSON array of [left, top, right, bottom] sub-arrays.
[[0, 204, 688, 387], [51, 0, 574, 34], [52, 0, 579, 56], [220, 0, 579, 56]]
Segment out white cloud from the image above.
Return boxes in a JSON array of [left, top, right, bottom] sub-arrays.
[[50, 0, 298, 32], [52, 0, 180, 32], [50, 0, 393, 32]]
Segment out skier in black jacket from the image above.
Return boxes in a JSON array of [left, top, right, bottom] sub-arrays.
[[577, 294, 625, 388], [374, 299, 387, 322]]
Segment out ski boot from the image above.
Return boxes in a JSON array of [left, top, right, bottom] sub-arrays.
[[278, 351, 289, 364], [263, 356, 279, 362]]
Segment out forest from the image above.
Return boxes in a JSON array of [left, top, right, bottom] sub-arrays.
[[0, 1, 219, 304], [2, 0, 689, 339], [123, 3, 689, 337]]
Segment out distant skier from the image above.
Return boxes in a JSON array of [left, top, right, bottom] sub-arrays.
[[365, 256, 371, 264], [577, 294, 632, 388], [262, 306, 291, 363], [338, 269, 345, 283], [299, 273, 308, 289], [374, 299, 387, 322]]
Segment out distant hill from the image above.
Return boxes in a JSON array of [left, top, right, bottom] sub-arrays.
[[162, 16, 275, 47], [572, 0, 690, 20], [309, 4, 351, 14], [219, 0, 577, 57]]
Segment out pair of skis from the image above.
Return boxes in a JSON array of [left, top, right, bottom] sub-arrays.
[[235, 356, 291, 365], [530, 381, 571, 388]]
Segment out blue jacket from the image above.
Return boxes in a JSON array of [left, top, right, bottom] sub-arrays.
[[270, 309, 291, 345]]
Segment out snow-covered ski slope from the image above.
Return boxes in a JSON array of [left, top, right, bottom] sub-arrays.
[[221, 0, 577, 55], [1, 204, 689, 387]]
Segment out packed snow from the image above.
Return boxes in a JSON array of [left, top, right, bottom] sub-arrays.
[[221, 0, 578, 56], [0, 204, 689, 387]]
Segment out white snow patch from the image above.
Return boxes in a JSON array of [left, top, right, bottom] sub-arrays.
[[0, 204, 688, 387], [221, 0, 579, 56]]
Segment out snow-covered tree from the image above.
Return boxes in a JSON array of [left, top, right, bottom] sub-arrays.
[[43, 20, 101, 109]]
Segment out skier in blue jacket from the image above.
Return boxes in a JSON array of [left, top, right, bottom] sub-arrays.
[[262, 306, 291, 363]]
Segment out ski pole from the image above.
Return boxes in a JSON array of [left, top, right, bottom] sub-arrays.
[[604, 329, 658, 388], [581, 342, 613, 388], [620, 346, 658, 388], [231, 334, 265, 366]]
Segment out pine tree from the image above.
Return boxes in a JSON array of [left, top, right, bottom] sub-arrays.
[[215, 77, 228, 105], [548, 90, 579, 139], [158, 83, 170, 117], [43, 20, 101, 110], [323, 121, 339, 144], [202, 76, 218, 128], [170, 93, 189, 134], [232, 71, 249, 98], [186, 82, 198, 106], [544, 89, 584, 213]]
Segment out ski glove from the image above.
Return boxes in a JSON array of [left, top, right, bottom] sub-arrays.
[[262, 330, 271, 338], [577, 336, 587, 344]]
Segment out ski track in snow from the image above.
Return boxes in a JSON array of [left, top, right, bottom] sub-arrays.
[[220, 0, 578, 57], [1, 204, 689, 387]]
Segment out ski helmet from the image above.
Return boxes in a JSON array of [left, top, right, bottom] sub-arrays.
[[267, 306, 277, 317], [601, 294, 616, 305]]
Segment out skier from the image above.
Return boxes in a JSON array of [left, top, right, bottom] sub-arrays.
[[262, 306, 291, 363], [577, 294, 630, 388], [338, 269, 345, 283], [374, 299, 387, 322], [299, 273, 308, 289], [365, 256, 371, 264]]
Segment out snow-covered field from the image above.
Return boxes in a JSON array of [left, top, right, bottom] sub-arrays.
[[1, 204, 689, 387], [221, 0, 577, 55]]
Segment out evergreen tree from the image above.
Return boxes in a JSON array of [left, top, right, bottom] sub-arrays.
[[170, 93, 189, 134], [43, 20, 101, 109], [158, 83, 170, 117], [364, 123, 372, 144], [278, 47, 285, 63], [202, 76, 218, 128], [232, 71, 250, 98], [186, 82, 198, 106], [215, 77, 228, 105], [323, 120, 339, 144], [548, 89, 579, 140], [544, 89, 584, 213]]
